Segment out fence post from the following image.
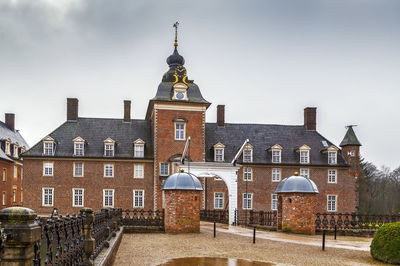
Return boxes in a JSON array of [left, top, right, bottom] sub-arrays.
[[80, 207, 95, 266], [0, 207, 41, 266], [102, 208, 111, 243]]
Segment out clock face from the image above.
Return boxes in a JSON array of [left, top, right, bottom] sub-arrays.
[[176, 92, 185, 100]]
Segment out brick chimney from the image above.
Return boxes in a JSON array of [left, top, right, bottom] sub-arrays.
[[124, 100, 131, 122], [217, 105, 225, 127], [304, 107, 316, 130], [67, 98, 79, 121], [5, 113, 15, 131]]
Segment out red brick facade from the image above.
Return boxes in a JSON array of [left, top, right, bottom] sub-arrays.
[[0, 160, 23, 209]]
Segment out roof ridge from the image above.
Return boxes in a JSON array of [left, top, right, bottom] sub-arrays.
[[206, 122, 305, 127], [77, 117, 148, 121]]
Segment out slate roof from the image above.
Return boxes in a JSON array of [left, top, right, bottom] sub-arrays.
[[150, 82, 209, 105], [23, 118, 153, 159], [340, 126, 361, 147], [205, 123, 348, 166], [0, 121, 29, 162]]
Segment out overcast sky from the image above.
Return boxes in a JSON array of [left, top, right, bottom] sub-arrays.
[[0, 0, 399, 169]]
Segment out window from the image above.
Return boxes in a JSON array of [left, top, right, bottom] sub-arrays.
[[43, 162, 53, 176], [74, 163, 84, 177], [300, 150, 309, 164], [272, 150, 281, 163], [243, 167, 252, 181], [243, 147, 253, 163], [2, 168, 6, 182], [215, 149, 224, 162], [272, 168, 281, 182], [21, 190, 23, 203], [73, 188, 84, 207], [43, 142, 54, 156], [134, 144, 144, 158], [104, 144, 114, 157], [243, 193, 253, 210], [214, 193, 224, 209], [103, 189, 114, 208], [2, 192, 5, 205], [74, 143, 84, 156], [5, 140, 10, 155], [134, 164, 144, 178], [175, 123, 185, 140], [348, 150, 355, 157], [104, 164, 114, 178], [327, 195, 337, 212], [12, 188, 16, 202], [133, 190, 144, 208], [271, 194, 278, 211], [328, 151, 337, 165], [328, 169, 337, 183], [300, 168, 310, 178], [42, 188, 54, 206], [13, 165, 17, 178], [13, 144, 19, 158], [160, 163, 169, 176]]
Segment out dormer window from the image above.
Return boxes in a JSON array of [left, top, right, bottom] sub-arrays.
[[270, 144, 282, 164], [13, 142, 19, 158], [133, 139, 145, 158], [104, 138, 115, 157], [73, 136, 85, 156], [43, 136, 55, 156], [243, 144, 253, 163], [326, 145, 338, 165], [214, 142, 225, 162], [5, 139, 11, 155], [297, 144, 311, 164]]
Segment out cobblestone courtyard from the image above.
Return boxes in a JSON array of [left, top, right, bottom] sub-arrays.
[[113, 223, 384, 266]]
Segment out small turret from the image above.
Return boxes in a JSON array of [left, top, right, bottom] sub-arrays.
[[340, 125, 361, 177]]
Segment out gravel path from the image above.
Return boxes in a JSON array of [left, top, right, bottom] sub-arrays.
[[113, 224, 384, 266]]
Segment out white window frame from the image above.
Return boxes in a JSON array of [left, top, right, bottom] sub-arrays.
[[2, 168, 6, 182], [74, 142, 85, 156], [300, 150, 309, 164], [103, 189, 114, 208], [243, 146, 253, 163], [272, 168, 281, 182], [327, 194, 337, 212], [21, 190, 23, 203], [104, 164, 114, 178], [5, 139, 10, 155], [300, 168, 310, 178], [214, 148, 224, 162], [134, 164, 144, 179], [72, 188, 84, 207], [13, 143, 19, 158], [160, 163, 169, 176], [270, 144, 282, 163], [243, 167, 252, 181], [243, 193, 253, 210], [271, 193, 278, 211], [14, 165, 17, 178], [214, 192, 224, 209], [43, 162, 54, 177], [2, 192, 5, 205], [42, 187, 54, 207], [12, 187, 16, 202], [134, 144, 144, 158], [175, 122, 185, 140], [328, 151, 337, 165], [328, 169, 337, 184], [133, 190, 144, 208], [73, 162, 84, 177], [104, 143, 114, 157], [43, 141, 54, 156]]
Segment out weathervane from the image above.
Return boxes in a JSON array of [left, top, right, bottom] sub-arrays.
[[173, 21, 179, 47]]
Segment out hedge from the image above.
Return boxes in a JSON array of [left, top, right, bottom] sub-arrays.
[[370, 222, 400, 264]]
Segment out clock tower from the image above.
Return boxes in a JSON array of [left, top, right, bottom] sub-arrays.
[[146, 23, 210, 210]]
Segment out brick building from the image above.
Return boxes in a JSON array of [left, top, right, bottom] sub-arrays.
[[0, 113, 28, 209], [22, 34, 362, 218]]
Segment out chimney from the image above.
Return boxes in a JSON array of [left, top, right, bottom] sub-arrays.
[[67, 98, 79, 121], [217, 105, 225, 127], [5, 113, 15, 131], [124, 100, 131, 122], [304, 107, 316, 130]]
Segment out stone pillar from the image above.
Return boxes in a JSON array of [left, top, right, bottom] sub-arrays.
[[277, 192, 317, 235], [0, 207, 41, 266], [164, 190, 202, 233], [80, 207, 95, 266]]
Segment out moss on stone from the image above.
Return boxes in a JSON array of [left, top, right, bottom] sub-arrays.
[[370, 222, 400, 264]]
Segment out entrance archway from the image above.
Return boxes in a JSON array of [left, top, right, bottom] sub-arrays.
[[179, 162, 240, 224]]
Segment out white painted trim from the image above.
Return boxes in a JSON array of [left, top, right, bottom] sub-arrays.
[[103, 189, 114, 208], [154, 103, 206, 112], [327, 194, 337, 212], [42, 187, 54, 207], [133, 189, 144, 208], [134, 164, 144, 179], [72, 188, 84, 207]]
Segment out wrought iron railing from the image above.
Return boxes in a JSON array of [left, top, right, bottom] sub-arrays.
[[233, 209, 277, 227], [315, 212, 400, 231], [121, 209, 164, 227], [200, 210, 229, 224]]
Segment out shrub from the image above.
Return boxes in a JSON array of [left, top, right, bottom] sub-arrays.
[[370, 222, 400, 264]]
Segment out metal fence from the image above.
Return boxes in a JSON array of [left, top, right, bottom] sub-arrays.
[[315, 212, 400, 231], [200, 210, 229, 224], [121, 209, 164, 227], [233, 209, 277, 227]]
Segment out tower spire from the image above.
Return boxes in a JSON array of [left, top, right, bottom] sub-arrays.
[[173, 21, 179, 47]]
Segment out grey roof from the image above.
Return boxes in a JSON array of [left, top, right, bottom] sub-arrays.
[[23, 118, 153, 159], [162, 171, 203, 191], [150, 82, 210, 104], [274, 175, 319, 193], [0, 121, 29, 162], [205, 123, 348, 166], [340, 126, 361, 147]]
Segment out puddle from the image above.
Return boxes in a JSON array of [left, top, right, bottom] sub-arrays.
[[160, 257, 274, 265]]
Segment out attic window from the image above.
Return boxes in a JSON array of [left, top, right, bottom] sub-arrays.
[[270, 144, 283, 164], [243, 144, 253, 163], [73, 137, 85, 156], [213, 142, 225, 162], [43, 136, 55, 156], [326, 145, 338, 165], [133, 139, 145, 158], [13, 142, 19, 158], [298, 144, 311, 164], [104, 138, 115, 157], [5, 139, 11, 156]]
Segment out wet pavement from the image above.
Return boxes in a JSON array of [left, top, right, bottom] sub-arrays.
[[160, 257, 274, 266]]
